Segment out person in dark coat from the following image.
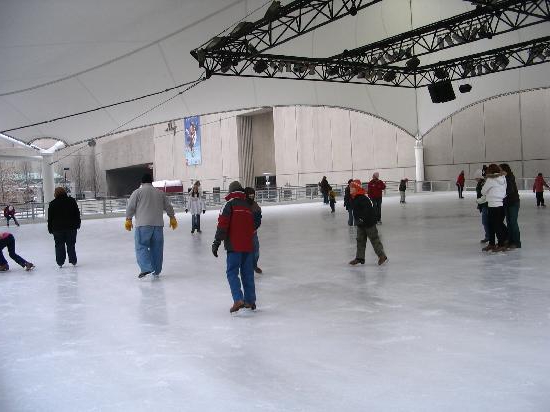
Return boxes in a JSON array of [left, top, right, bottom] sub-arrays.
[[456, 170, 465, 199], [349, 180, 387, 266], [212, 181, 257, 313], [318, 176, 331, 204], [3, 205, 20, 227], [47, 187, 81, 267], [344, 179, 354, 226], [500, 163, 521, 248], [399, 178, 409, 204], [474, 169, 489, 243]]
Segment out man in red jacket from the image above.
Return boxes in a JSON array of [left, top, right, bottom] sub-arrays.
[[533, 172, 550, 207], [212, 181, 257, 313], [367, 172, 386, 224]]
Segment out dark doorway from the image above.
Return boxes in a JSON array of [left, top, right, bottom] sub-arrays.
[[106, 164, 152, 197]]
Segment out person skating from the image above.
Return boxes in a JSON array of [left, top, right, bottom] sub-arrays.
[[328, 189, 336, 213], [212, 181, 256, 313], [125, 173, 178, 278], [348, 180, 388, 266], [533, 173, 550, 207], [3, 205, 20, 227], [47, 187, 81, 267], [0, 232, 34, 271], [318, 176, 331, 205], [344, 179, 354, 226], [500, 164, 521, 249], [474, 170, 489, 243], [244, 187, 263, 274], [367, 172, 386, 224], [186, 183, 205, 233], [481, 164, 508, 252], [399, 178, 408, 204], [456, 170, 465, 199]]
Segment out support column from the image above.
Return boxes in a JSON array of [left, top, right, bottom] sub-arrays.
[[41, 153, 55, 206], [414, 138, 424, 192]]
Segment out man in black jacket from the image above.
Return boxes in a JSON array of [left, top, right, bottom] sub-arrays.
[[48, 187, 81, 267], [349, 180, 387, 266]]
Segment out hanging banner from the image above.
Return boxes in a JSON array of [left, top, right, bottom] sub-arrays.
[[184, 115, 202, 165]]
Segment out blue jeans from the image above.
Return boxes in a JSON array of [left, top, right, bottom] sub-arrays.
[[505, 202, 521, 247], [347, 208, 354, 226], [191, 214, 200, 231], [135, 226, 164, 275], [226, 252, 255, 303], [252, 232, 260, 268], [0, 234, 27, 268], [481, 206, 489, 240]]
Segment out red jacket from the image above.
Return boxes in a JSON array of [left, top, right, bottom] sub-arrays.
[[456, 173, 465, 187], [367, 179, 386, 199], [533, 175, 549, 192], [215, 191, 255, 252]]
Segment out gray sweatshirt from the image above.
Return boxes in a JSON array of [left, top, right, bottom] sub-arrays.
[[126, 183, 175, 227]]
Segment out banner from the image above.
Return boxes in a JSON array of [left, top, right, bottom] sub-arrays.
[[184, 115, 201, 165]]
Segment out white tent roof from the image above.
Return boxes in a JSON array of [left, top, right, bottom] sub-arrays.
[[1, 0, 549, 147]]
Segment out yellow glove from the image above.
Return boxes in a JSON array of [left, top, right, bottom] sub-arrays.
[[125, 219, 133, 231], [169, 216, 178, 230]]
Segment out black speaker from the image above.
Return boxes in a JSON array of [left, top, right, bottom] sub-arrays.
[[428, 81, 456, 103]]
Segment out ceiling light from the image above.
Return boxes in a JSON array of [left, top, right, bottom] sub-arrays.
[[264, 1, 281, 19], [459, 84, 472, 93], [406, 56, 420, 70], [383, 71, 396, 82], [254, 60, 268, 73], [434, 68, 448, 79]]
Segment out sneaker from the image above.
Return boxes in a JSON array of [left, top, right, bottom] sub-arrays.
[[349, 258, 365, 265], [0, 264, 8, 271], [482, 245, 495, 252], [480, 238, 489, 243], [378, 255, 388, 266], [254, 267, 263, 274], [138, 270, 154, 278], [244, 302, 256, 310], [24, 262, 35, 271], [230, 300, 245, 313]]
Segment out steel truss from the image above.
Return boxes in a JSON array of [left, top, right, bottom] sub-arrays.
[[192, 0, 550, 88], [204, 36, 550, 88]]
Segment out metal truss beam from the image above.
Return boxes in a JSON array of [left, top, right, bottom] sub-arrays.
[[203, 36, 550, 88]]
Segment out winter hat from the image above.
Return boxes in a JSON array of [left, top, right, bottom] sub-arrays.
[[473, 169, 483, 180], [228, 181, 243, 193], [372, 172, 379, 179], [350, 179, 366, 197], [142, 173, 153, 183]]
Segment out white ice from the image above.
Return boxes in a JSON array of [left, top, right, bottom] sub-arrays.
[[1, 192, 549, 412]]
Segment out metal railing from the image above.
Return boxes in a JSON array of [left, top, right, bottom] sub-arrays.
[[2, 177, 541, 224]]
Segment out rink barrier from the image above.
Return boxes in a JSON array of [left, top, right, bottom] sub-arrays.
[[2, 178, 539, 223]]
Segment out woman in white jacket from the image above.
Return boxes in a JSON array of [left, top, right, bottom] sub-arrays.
[[186, 183, 205, 233], [480, 164, 508, 252]]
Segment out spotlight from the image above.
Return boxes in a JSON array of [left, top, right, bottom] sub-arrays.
[[220, 58, 232, 73], [383, 70, 396, 82], [478, 24, 492, 39], [327, 66, 339, 76], [459, 84, 472, 93], [527, 45, 545, 64], [434, 68, 448, 79], [87, 139, 96, 147], [247, 42, 259, 55], [254, 60, 268, 73], [308, 64, 316, 75], [231, 21, 254, 37], [406, 56, 420, 70], [349, 4, 358, 16], [461, 61, 475, 77], [264, 1, 281, 20], [492, 54, 509, 70], [205, 37, 224, 51], [357, 71, 366, 79], [195, 49, 206, 68]]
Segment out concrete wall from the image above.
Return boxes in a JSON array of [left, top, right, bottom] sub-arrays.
[[273, 106, 416, 187], [423, 88, 550, 182], [250, 111, 275, 178]]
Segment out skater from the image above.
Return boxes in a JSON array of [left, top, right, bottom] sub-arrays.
[[47, 187, 81, 267], [348, 180, 388, 266], [399, 178, 408, 204], [474, 170, 489, 243], [367, 172, 386, 224], [328, 188, 336, 213], [212, 181, 256, 313], [244, 187, 263, 274], [456, 170, 465, 199], [533, 173, 549, 207], [344, 179, 354, 226], [500, 164, 521, 249], [125, 173, 178, 278], [3, 204, 19, 227], [319, 176, 330, 204], [0, 232, 34, 271], [186, 183, 205, 233], [481, 164, 508, 252]]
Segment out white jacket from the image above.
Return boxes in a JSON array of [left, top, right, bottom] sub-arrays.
[[481, 175, 507, 207], [187, 193, 205, 215]]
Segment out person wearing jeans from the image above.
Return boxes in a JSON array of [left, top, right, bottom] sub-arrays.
[[481, 164, 508, 252], [244, 187, 263, 274], [48, 187, 81, 267], [125, 174, 177, 278], [212, 181, 256, 313], [0, 232, 34, 271]]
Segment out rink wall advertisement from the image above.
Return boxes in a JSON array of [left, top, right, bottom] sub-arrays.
[[184, 115, 202, 166]]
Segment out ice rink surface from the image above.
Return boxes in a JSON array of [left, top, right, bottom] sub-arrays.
[[1, 191, 549, 412]]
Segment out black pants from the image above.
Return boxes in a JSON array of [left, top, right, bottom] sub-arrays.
[[536, 191, 545, 206], [6, 215, 19, 226], [322, 192, 329, 204], [457, 184, 464, 198], [53, 229, 78, 266], [371, 198, 382, 222], [0, 234, 27, 268], [487, 206, 507, 246]]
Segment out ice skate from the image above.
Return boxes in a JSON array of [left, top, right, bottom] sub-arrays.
[[378, 255, 388, 265], [138, 270, 154, 278], [24, 262, 35, 271], [230, 300, 245, 313], [0, 264, 8, 271], [254, 266, 262, 274], [244, 302, 256, 310], [349, 258, 365, 265]]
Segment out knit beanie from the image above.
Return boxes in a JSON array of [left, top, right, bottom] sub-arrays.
[[228, 181, 243, 193], [350, 179, 366, 197]]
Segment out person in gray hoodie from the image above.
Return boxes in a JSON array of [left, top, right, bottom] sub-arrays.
[[480, 164, 508, 252], [125, 174, 178, 278]]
